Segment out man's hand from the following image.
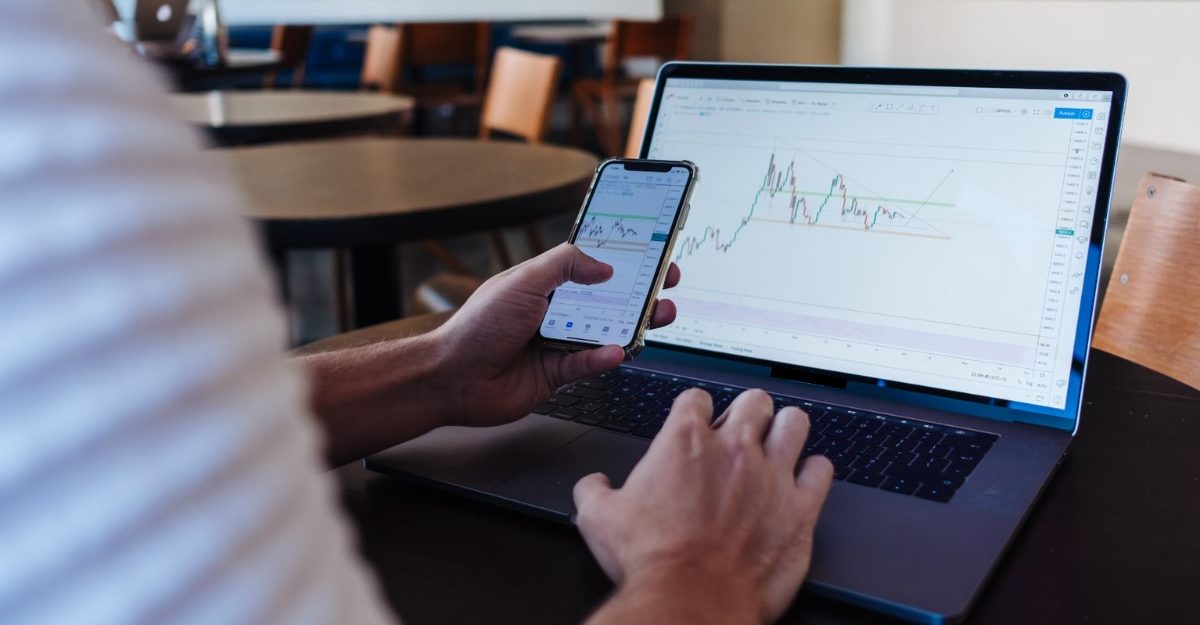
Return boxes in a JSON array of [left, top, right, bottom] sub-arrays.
[[574, 389, 835, 625], [431, 243, 680, 428]]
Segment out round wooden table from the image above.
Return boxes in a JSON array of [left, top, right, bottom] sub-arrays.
[[223, 137, 598, 327], [171, 91, 415, 146]]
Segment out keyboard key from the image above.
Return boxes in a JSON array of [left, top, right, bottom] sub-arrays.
[[892, 438, 920, 453], [831, 463, 851, 480], [880, 449, 917, 465], [561, 385, 606, 400], [921, 456, 951, 472], [881, 477, 920, 495], [548, 395, 579, 407], [856, 445, 883, 460], [847, 471, 885, 488], [921, 444, 955, 460], [852, 430, 886, 446], [624, 411, 654, 423], [915, 485, 955, 502], [599, 405, 629, 418], [886, 464, 964, 490], [531, 402, 557, 415], [881, 423, 915, 438], [578, 377, 612, 390], [600, 419, 636, 433], [914, 430, 945, 444], [575, 400, 604, 412], [553, 407, 581, 420], [825, 426, 854, 440], [852, 419, 881, 434], [950, 452, 983, 467], [852, 456, 889, 474], [633, 422, 662, 439], [576, 414, 605, 426]]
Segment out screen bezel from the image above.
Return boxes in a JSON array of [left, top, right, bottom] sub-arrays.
[[639, 63, 1127, 430], [539, 158, 696, 351]]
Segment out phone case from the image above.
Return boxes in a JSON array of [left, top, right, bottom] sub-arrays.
[[540, 158, 699, 359]]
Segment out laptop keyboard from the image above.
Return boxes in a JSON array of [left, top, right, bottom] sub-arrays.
[[532, 367, 998, 503]]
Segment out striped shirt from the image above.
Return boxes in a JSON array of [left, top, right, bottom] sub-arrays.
[[0, 3, 396, 625]]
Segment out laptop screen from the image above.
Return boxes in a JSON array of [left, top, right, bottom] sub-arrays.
[[644, 76, 1115, 417]]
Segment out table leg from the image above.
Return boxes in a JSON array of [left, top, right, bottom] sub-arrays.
[[349, 244, 403, 328]]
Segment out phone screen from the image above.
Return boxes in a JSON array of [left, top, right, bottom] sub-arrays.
[[540, 161, 694, 348]]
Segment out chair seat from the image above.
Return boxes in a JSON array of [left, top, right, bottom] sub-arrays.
[[403, 83, 484, 109], [414, 273, 484, 314]]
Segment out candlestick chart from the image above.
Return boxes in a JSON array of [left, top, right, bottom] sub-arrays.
[[675, 150, 954, 261]]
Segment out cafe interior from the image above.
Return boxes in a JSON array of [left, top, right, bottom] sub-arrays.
[[7, 1, 1197, 625]]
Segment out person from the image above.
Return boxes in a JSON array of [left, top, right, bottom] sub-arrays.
[[0, 3, 833, 625]]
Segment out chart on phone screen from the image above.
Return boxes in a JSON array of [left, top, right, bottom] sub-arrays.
[[541, 165, 689, 345], [645, 79, 1112, 409]]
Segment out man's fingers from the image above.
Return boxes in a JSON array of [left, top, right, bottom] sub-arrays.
[[572, 472, 614, 521], [795, 455, 835, 510], [519, 243, 614, 295], [763, 407, 811, 471], [647, 298, 677, 329], [663, 262, 681, 289], [661, 387, 715, 434], [718, 389, 774, 445], [551, 345, 624, 388]]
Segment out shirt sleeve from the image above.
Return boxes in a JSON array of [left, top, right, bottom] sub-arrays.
[[0, 4, 397, 625]]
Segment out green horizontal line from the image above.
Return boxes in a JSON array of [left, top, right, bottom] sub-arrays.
[[787, 190, 955, 207]]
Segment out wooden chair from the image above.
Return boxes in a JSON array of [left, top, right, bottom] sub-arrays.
[[360, 25, 404, 93], [1093, 173, 1200, 389], [262, 25, 314, 89], [479, 46, 562, 144], [573, 15, 692, 156], [414, 47, 564, 314], [360, 22, 490, 105], [624, 78, 656, 158]]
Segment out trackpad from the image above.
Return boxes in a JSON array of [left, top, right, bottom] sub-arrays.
[[492, 430, 650, 517]]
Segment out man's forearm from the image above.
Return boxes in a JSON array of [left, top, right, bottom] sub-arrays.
[[586, 566, 762, 625], [296, 331, 455, 467]]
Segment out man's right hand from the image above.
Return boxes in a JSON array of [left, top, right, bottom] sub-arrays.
[[574, 388, 834, 625]]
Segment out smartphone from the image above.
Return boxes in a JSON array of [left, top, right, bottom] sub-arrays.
[[539, 158, 699, 358]]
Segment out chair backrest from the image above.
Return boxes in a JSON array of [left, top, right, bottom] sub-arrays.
[[624, 78, 656, 158], [602, 15, 693, 86], [398, 22, 491, 93], [361, 25, 403, 92], [271, 25, 314, 67], [479, 47, 562, 144], [1093, 173, 1200, 389]]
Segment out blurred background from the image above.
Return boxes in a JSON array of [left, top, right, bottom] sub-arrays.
[[104, 0, 1200, 344]]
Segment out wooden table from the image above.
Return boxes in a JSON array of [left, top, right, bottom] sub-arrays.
[[321, 313, 1199, 624], [162, 49, 286, 92], [171, 91, 415, 145], [224, 138, 597, 327]]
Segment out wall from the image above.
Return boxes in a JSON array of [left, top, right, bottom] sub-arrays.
[[668, 0, 841, 63], [842, 0, 1200, 154]]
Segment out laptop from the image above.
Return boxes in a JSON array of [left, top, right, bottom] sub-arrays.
[[367, 63, 1126, 624], [133, 0, 189, 43]]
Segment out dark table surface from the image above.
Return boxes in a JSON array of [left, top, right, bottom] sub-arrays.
[[335, 349, 1199, 625], [222, 138, 597, 327], [171, 91, 414, 146]]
